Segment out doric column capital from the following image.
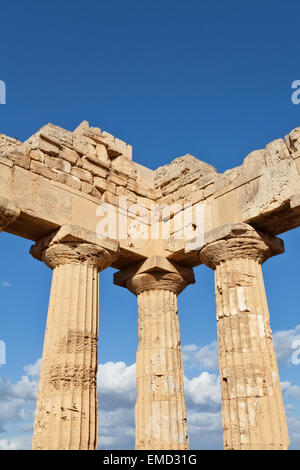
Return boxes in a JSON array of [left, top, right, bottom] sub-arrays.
[[114, 255, 195, 295], [199, 223, 284, 269], [30, 224, 119, 271], [0, 196, 20, 231], [126, 272, 189, 296]]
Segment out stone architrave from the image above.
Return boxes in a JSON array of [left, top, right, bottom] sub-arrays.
[[199, 223, 289, 450], [114, 256, 195, 450], [0, 196, 20, 232], [30, 225, 119, 450]]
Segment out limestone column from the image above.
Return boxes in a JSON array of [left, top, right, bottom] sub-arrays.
[[114, 256, 195, 450], [30, 225, 118, 450], [199, 223, 289, 450]]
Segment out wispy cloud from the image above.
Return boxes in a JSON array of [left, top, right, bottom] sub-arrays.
[[273, 324, 300, 365], [281, 381, 300, 400], [1, 281, 11, 288], [182, 340, 219, 371]]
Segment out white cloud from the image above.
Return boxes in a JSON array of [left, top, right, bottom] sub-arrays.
[[184, 372, 221, 409], [273, 324, 300, 365], [24, 358, 41, 378], [0, 373, 39, 403], [0, 358, 40, 437], [281, 381, 300, 400], [0, 435, 32, 450], [10, 375, 38, 401], [188, 410, 222, 432], [182, 341, 219, 371], [188, 410, 223, 449], [98, 361, 136, 399], [1, 281, 11, 288], [98, 436, 115, 447], [98, 408, 135, 450], [0, 371, 38, 434], [0, 397, 27, 432], [97, 361, 136, 449], [285, 404, 295, 412], [286, 415, 300, 450], [97, 361, 136, 411]]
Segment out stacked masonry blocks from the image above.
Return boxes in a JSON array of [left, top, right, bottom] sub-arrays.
[[2, 123, 300, 244], [0, 123, 169, 238], [0, 134, 20, 156], [1, 124, 300, 214], [0, 122, 153, 201]]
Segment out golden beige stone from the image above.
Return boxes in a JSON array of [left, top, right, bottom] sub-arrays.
[[114, 257, 194, 450], [1, 120, 299, 450], [199, 224, 289, 450], [30, 226, 118, 450]]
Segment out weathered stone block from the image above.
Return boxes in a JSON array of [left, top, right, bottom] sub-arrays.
[[30, 149, 45, 163], [30, 160, 57, 180], [73, 137, 87, 155], [82, 159, 108, 178], [93, 176, 116, 194], [116, 186, 137, 203], [81, 182, 93, 195], [39, 137, 60, 156], [45, 156, 71, 173], [7, 150, 31, 170], [59, 147, 79, 165], [71, 167, 93, 183], [65, 174, 82, 191], [108, 173, 127, 187], [0, 134, 21, 156]]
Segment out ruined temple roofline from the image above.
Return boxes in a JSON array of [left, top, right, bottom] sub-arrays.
[[0, 121, 300, 260], [1, 121, 300, 208]]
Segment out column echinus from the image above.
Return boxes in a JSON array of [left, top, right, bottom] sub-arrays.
[[114, 255, 195, 450], [30, 225, 119, 450], [199, 222, 289, 450]]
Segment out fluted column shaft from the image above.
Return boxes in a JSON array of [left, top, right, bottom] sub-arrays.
[[200, 223, 289, 450], [31, 227, 118, 450], [32, 262, 99, 450], [136, 285, 187, 449], [115, 258, 194, 450]]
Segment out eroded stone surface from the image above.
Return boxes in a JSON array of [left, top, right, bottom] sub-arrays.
[[0, 121, 298, 450], [31, 225, 118, 450], [199, 224, 289, 450], [0, 196, 20, 230], [114, 257, 194, 450]]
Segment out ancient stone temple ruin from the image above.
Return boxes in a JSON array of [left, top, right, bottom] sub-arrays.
[[1, 120, 300, 450]]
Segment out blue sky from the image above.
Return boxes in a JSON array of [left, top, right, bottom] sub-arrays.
[[1, 0, 300, 450]]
